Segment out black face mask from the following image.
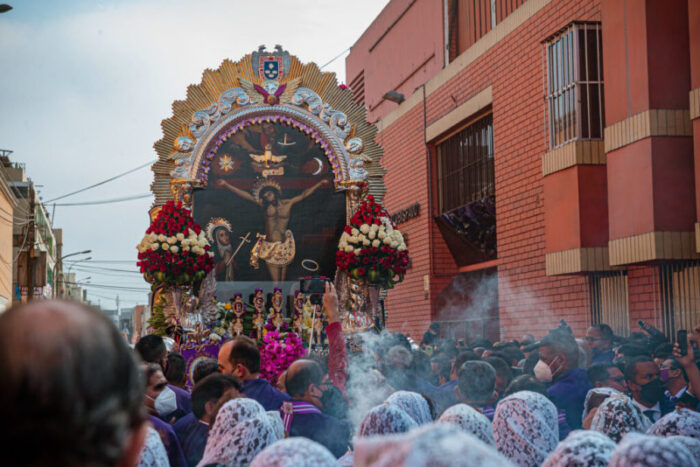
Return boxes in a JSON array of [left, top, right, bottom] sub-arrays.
[[319, 385, 348, 421], [639, 378, 666, 404]]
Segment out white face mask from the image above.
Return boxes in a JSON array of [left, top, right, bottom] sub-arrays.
[[151, 386, 178, 417], [534, 359, 553, 383]]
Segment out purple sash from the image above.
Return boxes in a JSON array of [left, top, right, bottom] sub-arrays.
[[281, 400, 321, 434]]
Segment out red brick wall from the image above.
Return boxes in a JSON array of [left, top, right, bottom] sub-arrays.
[[376, 0, 605, 341]]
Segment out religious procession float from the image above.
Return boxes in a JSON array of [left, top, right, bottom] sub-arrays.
[[137, 46, 409, 387]]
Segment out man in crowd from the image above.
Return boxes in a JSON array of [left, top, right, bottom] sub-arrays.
[[173, 373, 242, 466], [143, 363, 187, 467], [484, 355, 513, 398], [227, 335, 290, 410], [192, 357, 220, 384], [625, 355, 674, 422], [165, 352, 188, 389], [585, 324, 616, 364], [660, 357, 688, 403], [455, 361, 498, 419], [283, 359, 350, 457], [587, 362, 627, 393], [0, 300, 148, 467], [433, 350, 481, 412], [538, 329, 591, 437], [280, 282, 350, 458], [421, 322, 441, 348], [136, 334, 191, 418]]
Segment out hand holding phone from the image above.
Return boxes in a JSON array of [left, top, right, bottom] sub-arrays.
[[678, 330, 688, 357]]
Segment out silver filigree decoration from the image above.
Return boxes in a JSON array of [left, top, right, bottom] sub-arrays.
[[170, 154, 192, 179], [290, 87, 323, 115], [320, 104, 351, 139], [291, 89, 351, 139], [198, 271, 218, 326], [348, 158, 368, 181], [174, 136, 195, 152], [189, 88, 250, 139], [345, 137, 364, 154]]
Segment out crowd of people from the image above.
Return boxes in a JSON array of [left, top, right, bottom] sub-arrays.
[[3, 286, 700, 466]]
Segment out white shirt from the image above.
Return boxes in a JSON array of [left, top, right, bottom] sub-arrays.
[[633, 399, 661, 422]]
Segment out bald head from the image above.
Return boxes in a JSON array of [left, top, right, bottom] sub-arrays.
[[285, 359, 324, 398], [0, 300, 146, 466]]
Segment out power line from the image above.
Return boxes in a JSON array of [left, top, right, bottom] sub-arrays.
[[52, 193, 152, 207], [320, 47, 350, 70], [64, 259, 136, 264], [44, 160, 156, 203], [70, 264, 141, 274]]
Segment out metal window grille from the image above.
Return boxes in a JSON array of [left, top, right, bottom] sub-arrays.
[[545, 22, 604, 149], [436, 114, 494, 214], [658, 261, 700, 337], [589, 271, 630, 337]]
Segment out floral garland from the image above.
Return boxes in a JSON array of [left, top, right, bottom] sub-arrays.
[[136, 201, 214, 286], [335, 196, 409, 288], [259, 329, 306, 385]]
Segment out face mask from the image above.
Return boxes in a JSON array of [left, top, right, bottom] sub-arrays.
[[659, 368, 670, 383], [534, 359, 553, 383], [151, 386, 178, 417], [639, 378, 666, 404]]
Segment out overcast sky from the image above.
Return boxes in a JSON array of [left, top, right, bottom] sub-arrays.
[[0, 0, 388, 307]]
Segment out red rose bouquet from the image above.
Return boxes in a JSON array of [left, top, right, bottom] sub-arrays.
[[136, 201, 214, 286], [336, 195, 409, 288]]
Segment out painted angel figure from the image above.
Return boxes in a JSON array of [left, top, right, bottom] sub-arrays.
[[230, 293, 246, 337], [270, 287, 285, 330], [292, 290, 304, 336]]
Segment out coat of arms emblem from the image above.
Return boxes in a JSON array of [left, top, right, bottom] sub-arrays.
[[252, 44, 291, 82]]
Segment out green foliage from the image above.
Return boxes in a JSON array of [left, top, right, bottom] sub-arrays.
[[148, 296, 168, 336]]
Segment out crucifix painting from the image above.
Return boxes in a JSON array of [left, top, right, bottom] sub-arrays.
[[193, 120, 346, 285]]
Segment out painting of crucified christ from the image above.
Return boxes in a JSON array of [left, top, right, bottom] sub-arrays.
[[192, 120, 346, 285]]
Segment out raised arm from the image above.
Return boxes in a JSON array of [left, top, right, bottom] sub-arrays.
[[288, 179, 329, 206], [323, 282, 348, 399], [216, 179, 259, 205]]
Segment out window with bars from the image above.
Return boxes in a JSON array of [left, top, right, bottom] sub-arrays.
[[436, 114, 494, 213], [545, 22, 604, 149], [589, 271, 630, 337], [658, 261, 700, 338]]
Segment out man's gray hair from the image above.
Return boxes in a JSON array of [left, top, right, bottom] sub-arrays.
[[0, 300, 146, 466]]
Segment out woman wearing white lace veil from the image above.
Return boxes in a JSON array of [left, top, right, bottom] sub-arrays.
[[589, 393, 650, 442], [250, 438, 338, 467], [608, 433, 698, 467], [353, 422, 512, 467], [647, 407, 700, 438], [198, 398, 276, 466], [670, 435, 700, 461], [438, 403, 494, 445], [541, 430, 615, 467], [492, 391, 559, 467], [137, 427, 169, 467], [384, 390, 432, 425], [581, 387, 620, 428], [266, 410, 285, 440], [338, 403, 417, 466]]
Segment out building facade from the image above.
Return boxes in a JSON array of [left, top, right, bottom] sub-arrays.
[[0, 153, 18, 312], [347, 0, 700, 342], [3, 157, 60, 303]]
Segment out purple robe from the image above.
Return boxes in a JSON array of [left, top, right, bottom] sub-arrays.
[[241, 378, 290, 411], [173, 412, 209, 466], [280, 400, 349, 458], [149, 414, 187, 467]]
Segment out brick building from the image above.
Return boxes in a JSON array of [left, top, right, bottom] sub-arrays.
[[346, 0, 700, 342]]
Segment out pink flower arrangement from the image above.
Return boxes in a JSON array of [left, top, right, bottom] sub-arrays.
[[259, 330, 306, 385]]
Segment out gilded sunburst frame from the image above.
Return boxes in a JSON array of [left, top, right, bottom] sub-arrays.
[[149, 45, 385, 222]]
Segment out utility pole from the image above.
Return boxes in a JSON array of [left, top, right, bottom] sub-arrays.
[[26, 183, 35, 301]]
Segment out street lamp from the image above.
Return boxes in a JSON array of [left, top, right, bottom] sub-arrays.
[[67, 257, 92, 274], [61, 249, 92, 260]]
